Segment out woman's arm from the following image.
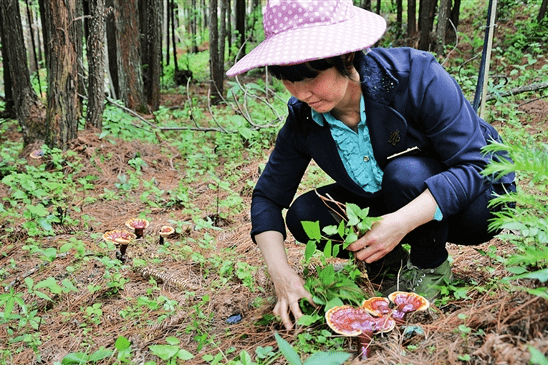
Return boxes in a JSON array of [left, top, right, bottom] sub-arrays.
[[255, 231, 314, 330]]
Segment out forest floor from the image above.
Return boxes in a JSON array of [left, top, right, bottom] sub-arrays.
[[1, 12, 548, 365]]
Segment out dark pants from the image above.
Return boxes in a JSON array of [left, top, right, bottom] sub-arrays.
[[286, 156, 516, 269]]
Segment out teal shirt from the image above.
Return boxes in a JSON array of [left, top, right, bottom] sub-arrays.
[[311, 95, 443, 221]]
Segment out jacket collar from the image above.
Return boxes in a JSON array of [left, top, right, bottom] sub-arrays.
[[355, 49, 399, 106]]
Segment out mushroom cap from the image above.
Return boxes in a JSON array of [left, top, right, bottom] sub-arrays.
[[361, 297, 392, 317], [325, 305, 396, 337], [103, 230, 136, 245], [125, 218, 150, 230], [30, 150, 44, 159], [388, 291, 430, 312], [159, 226, 175, 237]]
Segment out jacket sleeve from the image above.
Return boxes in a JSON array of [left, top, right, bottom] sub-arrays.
[[250, 101, 312, 241], [406, 51, 495, 217]]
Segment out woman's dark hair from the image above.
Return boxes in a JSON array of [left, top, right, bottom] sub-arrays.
[[268, 52, 357, 82]]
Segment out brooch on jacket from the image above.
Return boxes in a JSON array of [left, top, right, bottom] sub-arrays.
[[388, 130, 401, 146]]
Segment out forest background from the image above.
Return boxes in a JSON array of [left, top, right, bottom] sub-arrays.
[[0, 0, 547, 364]]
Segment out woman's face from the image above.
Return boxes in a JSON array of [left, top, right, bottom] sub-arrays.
[[281, 66, 355, 114]]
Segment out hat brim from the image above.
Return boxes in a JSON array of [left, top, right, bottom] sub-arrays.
[[226, 7, 386, 76]]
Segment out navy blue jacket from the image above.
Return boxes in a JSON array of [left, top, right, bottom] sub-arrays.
[[251, 47, 514, 240]]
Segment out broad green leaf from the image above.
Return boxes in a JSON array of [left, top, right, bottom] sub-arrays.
[[274, 332, 302, 365], [302, 221, 322, 241], [305, 241, 317, 262], [115, 336, 131, 350], [527, 345, 548, 365], [176, 349, 195, 360], [506, 266, 528, 274], [322, 224, 339, 236], [149, 345, 179, 360], [165, 336, 180, 345], [61, 352, 89, 364], [323, 240, 332, 258], [303, 351, 352, 365], [35, 277, 62, 294], [297, 313, 322, 326], [325, 297, 344, 312], [504, 268, 548, 283], [88, 348, 114, 362]]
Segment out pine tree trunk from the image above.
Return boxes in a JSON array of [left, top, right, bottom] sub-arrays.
[[235, 0, 245, 57], [209, 0, 223, 104], [447, 0, 461, 43], [407, 0, 417, 44], [538, 0, 548, 21], [418, 0, 437, 51], [105, 0, 119, 99], [86, 0, 106, 129], [114, 0, 146, 111], [0, 0, 45, 146], [436, 0, 450, 55], [0, 10, 16, 118], [141, 0, 162, 111], [43, 0, 80, 148]]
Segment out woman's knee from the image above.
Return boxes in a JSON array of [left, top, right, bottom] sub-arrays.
[[382, 156, 444, 196]]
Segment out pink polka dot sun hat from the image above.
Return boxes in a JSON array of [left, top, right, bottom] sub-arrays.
[[226, 0, 386, 76]]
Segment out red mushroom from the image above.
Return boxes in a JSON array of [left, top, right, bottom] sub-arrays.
[[388, 291, 430, 324], [30, 150, 44, 159], [361, 297, 392, 317], [325, 305, 396, 359], [158, 226, 175, 245], [103, 230, 136, 262], [125, 218, 149, 238]]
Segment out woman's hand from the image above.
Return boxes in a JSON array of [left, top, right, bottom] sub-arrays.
[[270, 267, 314, 330], [346, 211, 408, 262], [346, 189, 439, 262], [255, 230, 315, 330]]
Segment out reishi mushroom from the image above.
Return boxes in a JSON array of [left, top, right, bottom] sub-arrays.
[[125, 218, 149, 238], [30, 150, 44, 159], [388, 291, 430, 324], [158, 226, 175, 245], [361, 297, 392, 317], [325, 305, 396, 359], [103, 229, 136, 262]]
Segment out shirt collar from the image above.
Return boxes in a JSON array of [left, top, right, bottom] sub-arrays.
[[311, 94, 366, 127]]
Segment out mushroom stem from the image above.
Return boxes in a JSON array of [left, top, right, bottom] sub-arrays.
[[357, 331, 373, 360], [134, 227, 144, 238], [120, 243, 128, 256], [159, 236, 165, 245]]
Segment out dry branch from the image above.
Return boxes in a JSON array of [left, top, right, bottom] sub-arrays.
[[486, 81, 548, 101]]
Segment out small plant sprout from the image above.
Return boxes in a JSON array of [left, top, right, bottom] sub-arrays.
[[325, 305, 396, 359], [29, 149, 44, 159], [103, 230, 136, 262], [159, 226, 175, 245], [125, 218, 149, 238]]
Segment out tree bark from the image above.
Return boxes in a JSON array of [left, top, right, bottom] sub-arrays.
[[436, 0, 450, 55], [447, 0, 461, 43], [0, 0, 45, 146], [105, 0, 119, 99], [141, 0, 162, 111], [209, 0, 223, 104], [86, 0, 106, 129], [407, 0, 417, 44], [418, 0, 437, 51], [235, 0, 245, 57], [538, 0, 548, 22], [114, 0, 145, 111], [0, 8, 16, 118], [43, 0, 80, 148]]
